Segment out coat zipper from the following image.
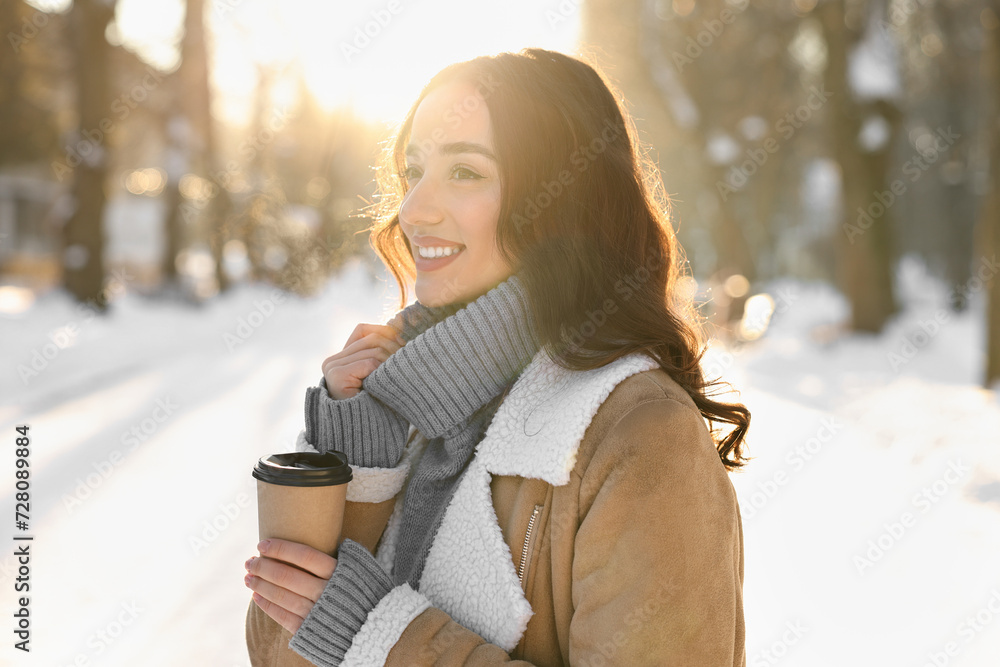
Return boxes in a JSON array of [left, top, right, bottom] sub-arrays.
[[517, 504, 544, 587]]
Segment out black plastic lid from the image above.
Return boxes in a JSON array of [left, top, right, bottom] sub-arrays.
[[252, 451, 353, 487]]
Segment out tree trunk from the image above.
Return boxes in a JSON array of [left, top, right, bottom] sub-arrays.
[[936, 1, 977, 310], [986, 166, 1000, 386], [0, 1, 29, 165], [62, 0, 115, 308], [819, 0, 898, 333], [633, 0, 760, 283], [168, 0, 231, 293], [983, 3, 1000, 386], [161, 173, 184, 282], [187, 0, 232, 293]]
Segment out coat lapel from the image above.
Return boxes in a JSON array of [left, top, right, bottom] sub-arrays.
[[475, 348, 661, 484], [416, 348, 659, 650]]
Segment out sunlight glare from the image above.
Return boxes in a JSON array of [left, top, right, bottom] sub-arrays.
[[115, 0, 186, 71], [112, 0, 581, 125], [0, 285, 35, 315], [209, 0, 582, 125]]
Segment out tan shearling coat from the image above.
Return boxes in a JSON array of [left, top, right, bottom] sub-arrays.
[[247, 350, 745, 666]]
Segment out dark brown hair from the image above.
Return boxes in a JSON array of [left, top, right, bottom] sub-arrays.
[[366, 48, 750, 471]]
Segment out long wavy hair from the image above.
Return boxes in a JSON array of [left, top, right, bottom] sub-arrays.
[[365, 48, 750, 471]]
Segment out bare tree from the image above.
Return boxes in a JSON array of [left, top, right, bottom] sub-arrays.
[[932, 0, 979, 308], [0, 2, 61, 168], [634, 0, 806, 285], [581, 0, 807, 332], [62, 0, 116, 307], [160, 0, 231, 294], [983, 1, 1000, 386], [818, 0, 901, 332]]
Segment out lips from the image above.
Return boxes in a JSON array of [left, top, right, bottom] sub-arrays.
[[408, 234, 466, 263], [412, 243, 465, 270], [410, 235, 463, 248]]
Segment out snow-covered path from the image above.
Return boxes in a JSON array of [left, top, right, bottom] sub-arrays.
[[1, 259, 404, 666], [2, 258, 999, 666], [725, 275, 1000, 667]]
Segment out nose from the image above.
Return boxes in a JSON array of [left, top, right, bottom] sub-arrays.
[[398, 175, 444, 231]]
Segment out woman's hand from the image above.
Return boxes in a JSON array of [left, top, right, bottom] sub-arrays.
[[244, 538, 337, 634], [322, 322, 406, 399]]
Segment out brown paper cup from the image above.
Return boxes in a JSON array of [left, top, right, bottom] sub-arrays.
[[246, 451, 352, 667]]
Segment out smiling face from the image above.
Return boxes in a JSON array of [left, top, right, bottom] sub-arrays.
[[397, 80, 512, 308]]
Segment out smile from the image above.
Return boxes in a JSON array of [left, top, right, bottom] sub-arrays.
[[413, 243, 465, 271], [416, 245, 464, 258]]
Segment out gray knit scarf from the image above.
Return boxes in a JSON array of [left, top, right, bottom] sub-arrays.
[[303, 273, 540, 587]]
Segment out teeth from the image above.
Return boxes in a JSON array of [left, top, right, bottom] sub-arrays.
[[417, 245, 462, 259]]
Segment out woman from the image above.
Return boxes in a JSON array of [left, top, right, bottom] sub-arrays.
[[243, 48, 749, 666]]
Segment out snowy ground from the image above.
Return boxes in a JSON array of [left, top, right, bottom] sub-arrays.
[[2, 255, 999, 666]]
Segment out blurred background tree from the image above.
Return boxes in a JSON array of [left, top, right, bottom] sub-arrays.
[[0, 0, 997, 384], [581, 0, 998, 383], [0, 0, 379, 306], [62, 0, 116, 308], [983, 0, 1000, 385]]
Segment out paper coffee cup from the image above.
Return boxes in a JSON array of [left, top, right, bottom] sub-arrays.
[[251, 451, 353, 556], [247, 451, 352, 667]]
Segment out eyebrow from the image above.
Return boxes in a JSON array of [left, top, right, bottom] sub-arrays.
[[405, 141, 497, 161]]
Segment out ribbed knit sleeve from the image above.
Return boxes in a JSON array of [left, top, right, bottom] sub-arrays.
[[288, 539, 395, 666], [303, 377, 410, 469]]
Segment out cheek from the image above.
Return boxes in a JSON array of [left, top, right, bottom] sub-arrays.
[[454, 189, 501, 255]]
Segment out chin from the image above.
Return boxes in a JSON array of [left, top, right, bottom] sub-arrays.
[[415, 279, 466, 309]]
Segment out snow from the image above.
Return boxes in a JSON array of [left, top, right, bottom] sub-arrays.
[[104, 194, 168, 267], [706, 131, 742, 166], [738, 116, 770, 143], [724, 258, 1000, 667], [799, 157, 841, 238], [2, 255, 1000, 665], [859, 113, 892, 152], [848, 8, 904, 102]]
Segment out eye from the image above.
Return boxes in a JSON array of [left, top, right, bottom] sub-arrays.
[[452, 165, 483, 180], [402, 165, 422, 181]]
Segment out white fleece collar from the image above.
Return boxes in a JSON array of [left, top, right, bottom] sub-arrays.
[[475, 347, 660, 484]]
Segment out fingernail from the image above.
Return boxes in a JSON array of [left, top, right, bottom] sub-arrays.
[[257, 539, 270, 553], [245, 556, 255, 569], [244, 574, 253, 587]]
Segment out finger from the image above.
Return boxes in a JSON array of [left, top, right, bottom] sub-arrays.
[[251, 591, 304, 635], [344, 323, 406, 349], [323, 343, 401, 367], [322, 358, 388, 399], [258, 538, 338, 580], [323, 333, 401, 367], [323, 358, 389, 394], [332, 377, 362, 399], [347, 331, 403, 357], [322, 346, 392, 375], [385, 314, 412, 342], [323, 363, 381, 400], [386, 313, 404, 333], [347, 358, 385, 388], [245, 572, 316, 619], [248, 556, 329, 603]]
